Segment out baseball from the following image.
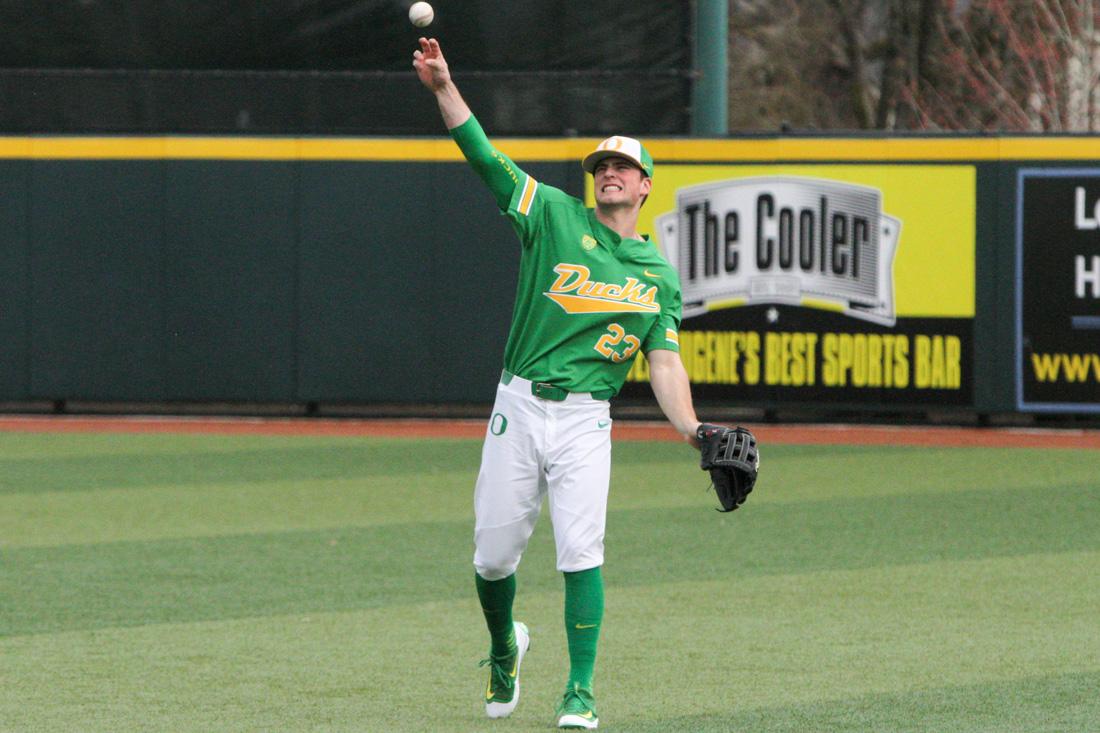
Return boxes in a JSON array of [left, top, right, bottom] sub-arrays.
[[409, 2, 434, 28]]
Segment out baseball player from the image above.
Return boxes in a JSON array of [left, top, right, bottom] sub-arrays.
[[414, 37, 702, 730]]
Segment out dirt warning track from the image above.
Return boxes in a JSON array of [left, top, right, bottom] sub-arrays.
[[0, 415, 1098, 449]]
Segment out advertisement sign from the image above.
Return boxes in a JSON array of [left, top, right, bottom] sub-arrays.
[[1017, 169, 1100, 412], [613, 165, 976, 406]]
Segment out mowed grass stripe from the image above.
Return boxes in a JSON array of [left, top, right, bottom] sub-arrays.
[[0, 475, 476, 549], [617, 671, 1100, 733], [6, 430, 1096, 499], [603, 553, 1100, 732], [611, 444, 1100, 509], [0, 438, 483, 495], [3, 479, 1097, 637], [4, 438, 1098, 548], [2, 552, 1096, 732], [0, 432, 364, 462]]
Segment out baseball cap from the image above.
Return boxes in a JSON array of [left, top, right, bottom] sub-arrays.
[[582, 136, 654, 179]]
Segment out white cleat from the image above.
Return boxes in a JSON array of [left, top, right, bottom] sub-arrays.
[[556, 682, 598, 729], [558, 713, 599, 729], [484, 621, 530, 719]]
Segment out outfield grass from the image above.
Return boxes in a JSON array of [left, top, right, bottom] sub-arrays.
[[1, 431, 1097, 732]]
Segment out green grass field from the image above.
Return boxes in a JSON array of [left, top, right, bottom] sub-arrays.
[[1, 430, 1098, 732]]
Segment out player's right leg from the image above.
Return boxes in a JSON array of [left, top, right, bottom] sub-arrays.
[[473, 381, 545, 718]]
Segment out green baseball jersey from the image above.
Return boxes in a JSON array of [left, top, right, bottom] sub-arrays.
[[452, 116, 681, 397]]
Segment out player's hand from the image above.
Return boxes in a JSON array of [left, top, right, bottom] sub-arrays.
[[413, 37, 451, 91]]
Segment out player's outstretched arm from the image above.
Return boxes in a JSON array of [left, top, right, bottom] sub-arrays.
[[413, 37, 471, 129], [648, 349, 702, 446], [413, 36, 524, 212]]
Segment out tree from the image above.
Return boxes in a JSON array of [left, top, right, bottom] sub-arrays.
[[817, 0, 942, 130], [727, 0, 941, 131], [727, 0, 1100, 133], [906, 0, 1100, 131], [727, 0, 867, 131]]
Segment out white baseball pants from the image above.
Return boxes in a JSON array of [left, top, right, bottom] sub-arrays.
[[473, 374, 613, 580]]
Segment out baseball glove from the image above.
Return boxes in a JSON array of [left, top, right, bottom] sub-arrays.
[[696, 424, 760, 512]]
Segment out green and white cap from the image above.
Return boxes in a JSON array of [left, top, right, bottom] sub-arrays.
[[582, 135, 654, 179]]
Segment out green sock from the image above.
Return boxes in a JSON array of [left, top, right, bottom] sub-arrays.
[[475, 572, 517, 658], [563, 566, 604, 691]]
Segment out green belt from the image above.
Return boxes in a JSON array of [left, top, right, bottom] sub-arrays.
[[501, 370, 614, 402]]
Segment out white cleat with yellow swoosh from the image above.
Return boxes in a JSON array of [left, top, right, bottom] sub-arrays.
[[556, 682, 599, 729], [484, 621, 530, 719]]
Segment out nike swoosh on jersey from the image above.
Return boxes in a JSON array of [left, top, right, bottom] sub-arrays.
[[643, 269, 661, 278]]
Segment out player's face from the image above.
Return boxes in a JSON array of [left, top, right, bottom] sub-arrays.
[[593, 156, 651, 209]]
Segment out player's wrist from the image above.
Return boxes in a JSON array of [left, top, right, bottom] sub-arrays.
[[433, 78, 459, 99], [679, 420, 702, 441], [436, 84, 471, 129]]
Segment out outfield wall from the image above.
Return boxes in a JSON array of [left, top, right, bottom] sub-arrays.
[[0, 136, 1097, 416]]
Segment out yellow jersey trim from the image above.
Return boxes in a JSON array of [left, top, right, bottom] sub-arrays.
[[517, 176, 538, 216]]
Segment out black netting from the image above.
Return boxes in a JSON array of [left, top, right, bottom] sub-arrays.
[[0, 68, 690, 135], [0, 0, 692, 135]]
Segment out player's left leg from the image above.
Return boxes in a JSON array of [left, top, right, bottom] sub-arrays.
[[545, 396, 611, 729]]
